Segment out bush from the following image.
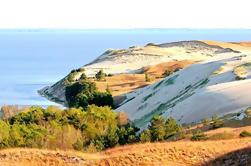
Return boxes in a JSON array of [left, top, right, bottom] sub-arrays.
[[107, 73, 113, 77], [210, 115, 224, 129], [191, 130, 207, 141], [88, 92, 114, 108], [80, 73, 87, 80], [65, 80, 113, 108], [165, 117, 182, 139], [140, 129, 151, 143], [117, 124, 139, 145], [240, 130, 251, 137], [162, 70, 172, 77], [145, 73, 150, 82], [66, 72, 77, 83], [201, 118, 210, 126], [149, 116, 166, 141], [95, 70, 106, 81]]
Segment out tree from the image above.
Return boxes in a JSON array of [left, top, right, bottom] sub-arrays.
[[65, 81, 96, 108], [165, 117, 181, 139], [95, 70, 106, 81], [148, 116, 165, 141], [140, 129, 151, 143], [117, 124, 139, 145], [145, 73, 150, 82], [80, 73, 87, 80], [88, 92, 114, 108], [162, 70, 172, 77]]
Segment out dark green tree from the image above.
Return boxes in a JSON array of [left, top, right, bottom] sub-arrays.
[[95, 70, 106, 81], [165, 117, 181, 139], [148, 116, 165, 141]]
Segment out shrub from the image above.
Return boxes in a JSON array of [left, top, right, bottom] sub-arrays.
[[210, 115, 224, 129], [140, 129, 151, 143], [191, 130, 207, 141], [117, 124, 139, 145], [165, 117, 182, 139], [80, 73, 87, 80], [67, 72, 77, 83], [88, 92, 114, 108], [240, 130, 251, 137], [76, 68, 85, 72], [149, 116, 166, 141], [201, 118, 210, 126], [107, 73, 113, 77], [162, 70, 172, 77], [95, 70, 106, 81]]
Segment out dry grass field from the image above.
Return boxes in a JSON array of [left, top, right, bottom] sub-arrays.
[[0, 137, 250, 166], [93, 60, 193, 99]]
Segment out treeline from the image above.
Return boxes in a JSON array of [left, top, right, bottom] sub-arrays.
[[0, 105, 182, 152]]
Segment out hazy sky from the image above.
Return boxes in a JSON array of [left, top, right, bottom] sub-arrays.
[[0, 0, 250, 29]]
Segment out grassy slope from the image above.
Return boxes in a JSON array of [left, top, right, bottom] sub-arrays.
[[0, 137, 250, 166], [94, 60, 193, 106]]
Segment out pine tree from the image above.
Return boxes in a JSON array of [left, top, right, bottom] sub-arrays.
[[95, 70, 106, 81], [148, 116, 165, 141]]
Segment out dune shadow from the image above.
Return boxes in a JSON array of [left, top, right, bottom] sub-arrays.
[[202, 147, 251, 166]]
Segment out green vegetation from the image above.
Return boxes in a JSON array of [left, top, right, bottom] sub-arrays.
[[145, 73, 150, 82], [210, 115, 224, 129], [162, 70, 172, 77], [201, 118, 210, 126], [65, 75, 113, 109], [140, 129, 151, 142], [233, 62, 251, 80], [142, 115, 182, 142], [191, 130, 207, 141], [0, 105, 138, 152], [240, 130, 251, 137], [0, 107, 184, 151], [95, 70, 106, 81]]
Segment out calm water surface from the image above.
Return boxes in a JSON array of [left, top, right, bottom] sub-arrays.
[[0, 29, 251, 106]]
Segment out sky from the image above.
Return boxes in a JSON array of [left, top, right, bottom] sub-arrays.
[[0, 0, 251, 29]]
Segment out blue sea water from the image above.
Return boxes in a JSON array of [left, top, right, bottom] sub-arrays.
[[0, 29, 251, 106]]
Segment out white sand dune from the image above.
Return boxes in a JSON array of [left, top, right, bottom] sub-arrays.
[[40, 40, 251, 129], [116, 52, 251, 128]]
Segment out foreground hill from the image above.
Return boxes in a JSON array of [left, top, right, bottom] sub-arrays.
[[1, 137, 250, 166], [39, 40, 238, 106]]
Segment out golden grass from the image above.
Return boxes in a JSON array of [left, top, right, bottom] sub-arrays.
[[1, 137, 251, 166], [92, 60, 193, 106]]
